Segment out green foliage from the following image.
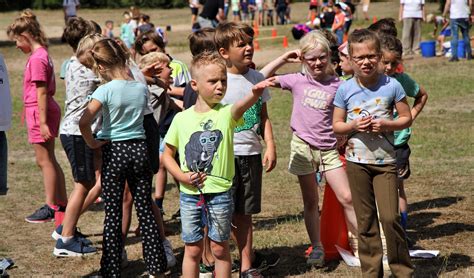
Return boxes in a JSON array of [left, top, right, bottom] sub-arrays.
[[0, 0, 187, 10]]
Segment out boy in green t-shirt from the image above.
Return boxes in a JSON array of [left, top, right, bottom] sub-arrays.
[[162, 52, 274, 277], [380, 34, 428, 236]]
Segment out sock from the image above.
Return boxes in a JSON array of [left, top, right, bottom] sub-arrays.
[[48, 204, 60, 211], [61, 235, 73, 244], [155, 198, 164, 210], [400, 212, 408, 231]]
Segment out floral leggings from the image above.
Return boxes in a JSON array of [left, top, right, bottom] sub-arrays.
[[100, 140, 167, 276]]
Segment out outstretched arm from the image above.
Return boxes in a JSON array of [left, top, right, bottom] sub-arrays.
[[259, 49, 301, 78], [231, 78, 275, 120]]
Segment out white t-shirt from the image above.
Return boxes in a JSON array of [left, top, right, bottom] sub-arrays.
[[63, 0, 80, 17], [450, 0, 470, 19], [401, 0, 424, 19], [0, 55, 12, 131], [60, 56, 101, 135], [221, 69, 271, 156]]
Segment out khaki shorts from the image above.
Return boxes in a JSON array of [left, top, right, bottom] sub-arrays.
[[288, 134, 343, 176]]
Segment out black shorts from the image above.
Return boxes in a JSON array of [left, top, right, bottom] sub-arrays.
[[231, 154, 263, 215], [143, 113, 160, 174], [60, 134, 96, 184], [309, 4, 318, 11], [191, 7, 199, 15], [395, 143, 411, 180]]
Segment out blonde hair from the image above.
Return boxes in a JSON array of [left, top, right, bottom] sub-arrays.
[[82, 38, 130, 78], [7, 16, 48, 47], [19, 9, 37, 21], [191, 51, 226, 80], [77, 34, 106, 67], [299, 30, 334, 76], [138, 52, 170, 69]]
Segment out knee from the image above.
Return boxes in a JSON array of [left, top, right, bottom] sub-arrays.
[[210, 242, 229, 260], [338, 192, 353, 207], [185, 244, 203, 261]]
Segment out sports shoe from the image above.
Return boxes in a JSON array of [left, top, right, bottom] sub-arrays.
[[252, 251, 280, 271], [307, 245, 324, 267], [53, 237, 96, 257], [199, 263, 214, 278], [25, 204, 55, 223], [171, 209, 181, 220], [232, 260, 240, 273], [52, 225, 92, 245], [240, 268, 263, 278], [162, 239, 177, 269]]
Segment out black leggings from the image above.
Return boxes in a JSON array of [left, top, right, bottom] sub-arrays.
[[100, 140, 167, 277]]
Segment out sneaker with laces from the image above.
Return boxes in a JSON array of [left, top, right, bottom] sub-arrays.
[[53, 237, 96, 257], [307, 245, 324, 267], [51, 224, 92, 245], [252, 251, 280, 271], [199, 263, 214, 278], [25, 204, 55, 223], [240, 268, 263, 278], [162, 239, 177, 269]]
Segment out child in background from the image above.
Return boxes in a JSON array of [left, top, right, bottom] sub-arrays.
[[120, 11, 135, 48], [0, 54, 12, 196], [332, 4, 345, 45], [102, 20, 114, 38], [241, 0, 250, 23], [231, 0, 241, 22], [380, 34, 428, 240], [79, 38, 167, 277], [162, 51, 274, 278], [7, 16, 68, 224], [137, 14, 154, 35], [215, 22, 279, 277], [426, 14, 451, 54], [338, 41, 354, 79], [260, 30, 358, 267], [264, 0, 274, 26], [332, 29, 414, 277], [53, 26, 103, 257]]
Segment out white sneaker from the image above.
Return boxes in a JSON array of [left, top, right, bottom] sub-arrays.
[[162, 239, 177, 268], [121, 248, 129, 268]]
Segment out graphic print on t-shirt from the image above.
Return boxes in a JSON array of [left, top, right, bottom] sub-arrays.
[[302, 87, 332, 110], [234, 97, 262, 135], [185, 119, 223, 173]]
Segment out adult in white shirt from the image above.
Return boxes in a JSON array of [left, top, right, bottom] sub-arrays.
[[0, 54, 12, 195], [63, 0, 80, 24], [399, 0, 425, 55], [443, 0, 472, 61]]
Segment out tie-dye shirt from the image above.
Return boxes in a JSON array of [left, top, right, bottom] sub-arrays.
[[333, 75, 406, 164]]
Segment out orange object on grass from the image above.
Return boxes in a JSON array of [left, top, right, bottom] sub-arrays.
[[283, 36, 288, 48]]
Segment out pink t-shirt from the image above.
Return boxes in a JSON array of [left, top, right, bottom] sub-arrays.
[[278, 73, 341, 150], [23, 47, 56, 106]]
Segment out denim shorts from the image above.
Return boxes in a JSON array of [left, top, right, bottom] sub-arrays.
[[180, 190, 233, 243]]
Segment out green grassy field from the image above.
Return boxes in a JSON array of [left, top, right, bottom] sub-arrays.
[[0, 2, 473, 277]]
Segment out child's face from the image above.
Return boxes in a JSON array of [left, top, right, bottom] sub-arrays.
[[221, 38, 254, 68], [301, 45, 329, 78], [13, 34, 31, 54], [142, 41, 164, 55], [193, 64, 227, 105], [339, 53, 353, 75], [159, 62, 173, 87], [106, 22, 114, 29], [350, 42, 381, 79], [381, 50, 400, 76], [123, 15, 131, 23]]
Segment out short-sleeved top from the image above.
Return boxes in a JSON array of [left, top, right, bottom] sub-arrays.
[[60, 56, 101, 135], [221, 69, 271, 156], [0, 55, 12, 131], [120, 23, 135, 47], [332, 12, 346, 30], [333, 75, 406, 164], [279, 73, 341, 150], [23, 47, 56, 106], [92, 80, 147, 141], [170, 59, 191, 88], [63, 0, 79, 17], [200, 0, 225, 20], [165, 104, 243, 195], [400, 0, 424, 19], [59, 58, 72, 80], [450, 0, 470, 19], [393, 73, 419, 146]]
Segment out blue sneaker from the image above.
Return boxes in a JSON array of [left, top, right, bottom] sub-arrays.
[[53, 237, 97, 257], [52, 224, 92, 246], [25, 204, 55, 223], [307, 245, 325, 267]]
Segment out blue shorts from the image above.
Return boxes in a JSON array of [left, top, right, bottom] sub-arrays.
[[440, 28, 451, 37], [180, 190, 233, 243], [159, 136, 165, 154]]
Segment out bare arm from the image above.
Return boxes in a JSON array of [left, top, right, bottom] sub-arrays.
[[162, 144, 206, 187], [422, 4, 426, 21], [231, 78, 275, 120], [399, 4, 404, 21], [168, 86, 185, 97], [79, 99, 109, 149], [259, 49, 300, 78], [36, 81, 52, 141], [443, 0, 451, 17], [261, 103, 277, 172], [411, 86, 428, 121]]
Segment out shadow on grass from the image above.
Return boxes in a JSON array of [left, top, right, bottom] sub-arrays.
[[408, 196, 464, 212], [412, 253, 473, 277], [253, 213, 304, 231]]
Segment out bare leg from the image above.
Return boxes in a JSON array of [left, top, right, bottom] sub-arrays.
[[232, 214, 253, 272], [210, 240, 231, 278], [298, 173, 321, 247], [183, 241, 203, 278]]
